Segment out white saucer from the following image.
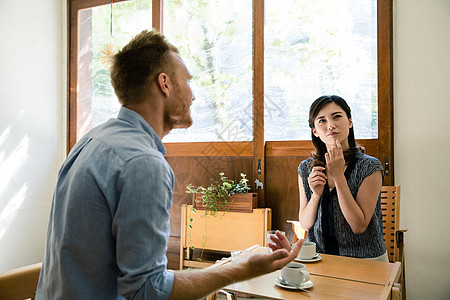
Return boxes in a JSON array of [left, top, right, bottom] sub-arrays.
[[295, 253, 322, 263], [274, 277, 313, 290]]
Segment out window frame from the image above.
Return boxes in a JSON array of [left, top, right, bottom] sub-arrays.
[[68, 0, 393, 185]]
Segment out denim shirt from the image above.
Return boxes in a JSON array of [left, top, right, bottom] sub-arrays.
[[36, 107, 175, 300]]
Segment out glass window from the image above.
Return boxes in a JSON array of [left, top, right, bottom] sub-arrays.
[[77, 0, 152, 141], [264, 0, 377, 141], [162, 0, 253, 143]]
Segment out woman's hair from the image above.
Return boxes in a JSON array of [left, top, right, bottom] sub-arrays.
[[110, 29, 179, 105], [308, 95, 363, 168]]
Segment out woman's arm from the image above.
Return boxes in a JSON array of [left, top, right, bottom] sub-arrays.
[[326, 140, 382, 234], [333, 171, 382, 234], [298, 166, 326, 230]]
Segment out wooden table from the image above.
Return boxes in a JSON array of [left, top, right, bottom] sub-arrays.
[[222, 254, 401, 300]]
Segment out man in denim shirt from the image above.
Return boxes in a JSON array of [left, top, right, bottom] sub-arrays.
[[36, 30, 302, 300]]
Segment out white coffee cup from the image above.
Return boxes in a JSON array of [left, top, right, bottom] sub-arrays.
[[281, 262, 310, 286], [298, 241, 316, 259]]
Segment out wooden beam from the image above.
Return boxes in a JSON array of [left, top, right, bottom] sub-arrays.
[[165, 142, 253, 157], [264, 139, 379, 157], [77, 0, 130, 10]]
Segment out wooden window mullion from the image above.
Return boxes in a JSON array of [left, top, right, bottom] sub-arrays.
[[377, 0, 394, 185], [253, 0, 265, 207], [152, 0, 162, 31]]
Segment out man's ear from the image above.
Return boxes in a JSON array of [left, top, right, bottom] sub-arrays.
[[157, 73, 170, 97]]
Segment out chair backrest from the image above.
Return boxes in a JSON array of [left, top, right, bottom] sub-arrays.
[[0, 262, 42, 300], [288, 220, 307, 243], [380, 185, 401, 262]]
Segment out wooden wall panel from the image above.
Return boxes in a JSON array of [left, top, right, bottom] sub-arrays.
[[265, 156, 309, 243], [165, 156, 254, 269]]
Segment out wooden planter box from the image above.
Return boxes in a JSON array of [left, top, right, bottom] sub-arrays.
[[193, 193, 258, 213], [180, 204, 272, 269]]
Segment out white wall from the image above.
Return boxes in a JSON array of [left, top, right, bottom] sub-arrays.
[[394, 0, 450, 299], [0, 0, 65, 271]]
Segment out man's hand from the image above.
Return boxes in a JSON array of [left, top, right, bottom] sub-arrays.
[[169, 231, 303, 300], [247, 231, 303, 276]]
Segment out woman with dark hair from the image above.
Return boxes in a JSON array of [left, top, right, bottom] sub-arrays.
[[298, 95, 388, 261]]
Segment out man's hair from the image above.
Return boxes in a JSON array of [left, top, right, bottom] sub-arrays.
[[110, 29, 179, 105]]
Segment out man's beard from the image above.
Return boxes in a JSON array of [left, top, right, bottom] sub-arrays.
[[163, 79, 193, 132], [164, 103, 193, 131]]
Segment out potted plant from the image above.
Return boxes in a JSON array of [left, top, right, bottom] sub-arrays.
[[186, 172, 257, 216]]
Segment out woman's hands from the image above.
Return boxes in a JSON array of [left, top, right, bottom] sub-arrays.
[[308, 166, 327, 196], [325, 139, 346, 179], [299, 139, 346, 231]]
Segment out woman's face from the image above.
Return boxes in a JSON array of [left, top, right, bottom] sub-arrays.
[[312, 102, 353, 150]]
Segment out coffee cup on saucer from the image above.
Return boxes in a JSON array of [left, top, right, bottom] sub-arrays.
[[297, 241, 316, 260], [281, 262, 310, 286]]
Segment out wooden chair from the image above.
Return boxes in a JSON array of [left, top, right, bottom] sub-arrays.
[[391, 283, 402, 300], [381, 185, 407, 300], [0, 262, 42, 300], [381, 186, 405, 262], [288, 220, 307, 244], [206, 290, 237, 300]]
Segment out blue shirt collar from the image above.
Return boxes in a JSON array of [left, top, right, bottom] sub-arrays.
[[117, 106, 167, 156]]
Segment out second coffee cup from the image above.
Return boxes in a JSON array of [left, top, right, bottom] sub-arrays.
[[297, 241, 316, 260]]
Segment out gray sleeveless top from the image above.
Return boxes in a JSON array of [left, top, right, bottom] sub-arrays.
[[298, 152, 386, 258]]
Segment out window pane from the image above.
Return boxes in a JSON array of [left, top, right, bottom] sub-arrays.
[[264, 0, 377, 141], [77, 0, 152, 141], [163, 0, 253, 143]]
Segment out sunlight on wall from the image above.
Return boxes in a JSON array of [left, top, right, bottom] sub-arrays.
[[0, 132, 29, 196], [0, 183, 29, 240], [0, 126, 11, 164], [0, 127, 30, 240]]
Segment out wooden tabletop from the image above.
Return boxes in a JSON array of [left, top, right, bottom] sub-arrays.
[[225, 271, 385, 300], [305, 254, 399, 285], [223, 253, 401, 300]]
